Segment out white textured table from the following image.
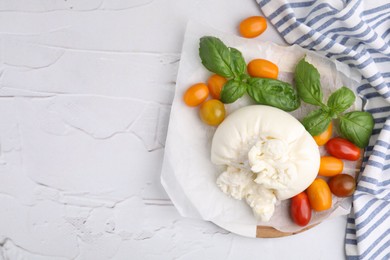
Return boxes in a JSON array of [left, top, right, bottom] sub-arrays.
[[0, 1, 346, 259]]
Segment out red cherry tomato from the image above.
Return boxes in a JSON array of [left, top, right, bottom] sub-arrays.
[[290, 192, 312, 226], [328, 174, 356, 197], [326, 137, 361, 161]]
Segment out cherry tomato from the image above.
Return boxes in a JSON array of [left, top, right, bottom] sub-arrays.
[[306, 178, 332, 211], [290, 192, 312, 226], [207, 74, 227, 100], [326, 137, 361, 161], [183, 83, 209, 107], [199, 99, 225, 126], [239, 16, 267, 38], [318, 156, 343, 177], [328, 174, 356, 197], [247, 59, 279, 79], [313, 122, 333, 146]]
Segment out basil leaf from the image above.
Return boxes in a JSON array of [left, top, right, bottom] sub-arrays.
[[302, 109, 332, 136], [339, 111, 374, 148], [294, 58, 324, 106], [247, 78, 300, 112], [199, 36, 234, 78], [327, 86, 356, 115], [229, 47, 246, 77], [220, 79, 247, 104]]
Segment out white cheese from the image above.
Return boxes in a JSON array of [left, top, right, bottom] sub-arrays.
[[211, 105, 320, 221], [248, 138, 298, 190], [216, 166, 253, 200], [245, 184, 277, 222]]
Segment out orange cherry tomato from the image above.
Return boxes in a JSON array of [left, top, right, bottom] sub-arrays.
[[306, 178, 332, 211], [239, 16, 267, 38], [313, 122, 333, 146], [247, 59, 279, 79], [328, 174, 356, 197], [207, 74, 227, 100], [318, 156, 343, 177], [199, 99, 225, 126], [183, 83, 209, 107]]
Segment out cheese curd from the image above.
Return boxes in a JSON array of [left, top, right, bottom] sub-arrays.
[[211, 105, 320, 221], [216, 166, 253, 200], [246, 184, 277, 222], [248, 138, 298, 190]]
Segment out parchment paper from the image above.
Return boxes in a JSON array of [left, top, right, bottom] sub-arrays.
[[161, 20, 362, 237]]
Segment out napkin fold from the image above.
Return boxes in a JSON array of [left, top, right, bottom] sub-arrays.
[[257, 0, 390, 259]]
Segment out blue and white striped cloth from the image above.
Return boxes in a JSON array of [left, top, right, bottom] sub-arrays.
[[257, 0, 390, 259]]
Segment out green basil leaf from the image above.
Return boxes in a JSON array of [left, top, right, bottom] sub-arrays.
[[339, 111, 374, 148], [302, 109, 332, 136], [220, 79, 247, 104], [327, 86, 356, 115], [294, 58, 324, 106], [247, 78, 300, 112], [229, 47, 246, 77], [199, 36, 234, 78]]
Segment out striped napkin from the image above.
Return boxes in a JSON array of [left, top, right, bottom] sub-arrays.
[[256, 0, 390, 259]]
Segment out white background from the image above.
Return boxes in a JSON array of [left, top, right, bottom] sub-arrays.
[[0, 1, 346, 259]]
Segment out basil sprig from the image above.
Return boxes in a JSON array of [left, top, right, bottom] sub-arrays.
[[220, 79, 247, 103], [302, 108, 332, 136], [295, 58, 324, 107], [247, 78, 300, 111], [295, 58, 374, 148], [199, 37, 236, 78], [199, 36, 300, 112], [327, 86, 356, 115], [339, 111, 374, 148], [229, 47, 247, 77]]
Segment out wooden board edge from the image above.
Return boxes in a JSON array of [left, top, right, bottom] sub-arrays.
[[256, 224, 318, 238]]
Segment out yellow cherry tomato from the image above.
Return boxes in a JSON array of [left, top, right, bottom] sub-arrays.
[[239, 16, 267, 38], [247, 59, 279, 79], [207, 74, 227, 100], [183, 83, 209, 107], [318, 156, 344, 177], [199, 99, 225, 126], [306, 178, 332, 211], [313, 122, 333, 146]]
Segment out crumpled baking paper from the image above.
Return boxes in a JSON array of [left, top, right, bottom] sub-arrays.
[[161, 20, 362, 237]]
